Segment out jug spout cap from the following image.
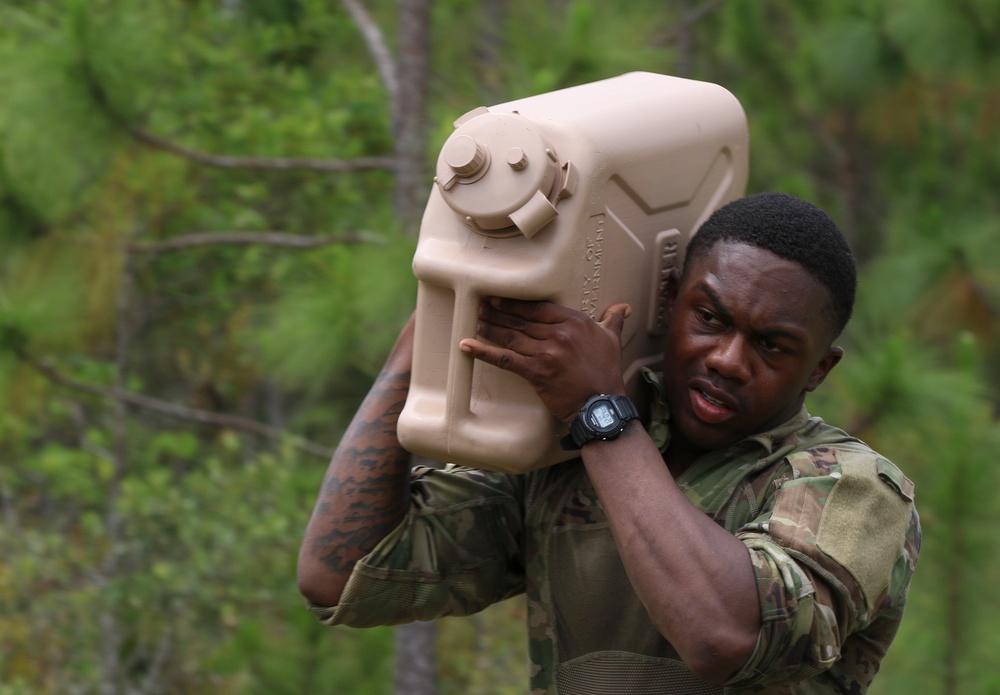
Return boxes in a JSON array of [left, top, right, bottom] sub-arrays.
[[443, 135, 489, 179]]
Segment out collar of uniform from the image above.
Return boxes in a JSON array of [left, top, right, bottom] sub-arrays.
[[640, 368, 671, 453], [744, 406, 812, 455]]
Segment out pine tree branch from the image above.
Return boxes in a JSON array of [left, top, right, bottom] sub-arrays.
[[75, 47, 395, 174], [127, 230, 386, 254], [24, 357, 334, 459], [128, 126, 396, 172], [340, 0, 399, 106]]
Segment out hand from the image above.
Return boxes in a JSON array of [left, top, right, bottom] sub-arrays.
[[459, 298, 631, 423]]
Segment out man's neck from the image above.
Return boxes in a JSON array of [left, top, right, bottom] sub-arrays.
[[664, 440, 703, 479]]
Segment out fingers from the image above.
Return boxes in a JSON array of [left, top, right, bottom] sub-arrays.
[[599, 302, 632, 335], [458, 337, 519, 372], [474, 298, 632, 352], [601, 302, 632, 322], [459, 298, 631, 420], [479, 297, 564, 333], [460, 298, 578, 378], [473, 298, 563, 353], [484, 297, 630, 328]]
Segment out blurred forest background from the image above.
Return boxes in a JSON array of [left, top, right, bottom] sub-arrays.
[[1, 0, 998, 693]]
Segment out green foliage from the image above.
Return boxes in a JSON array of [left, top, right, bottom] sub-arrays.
[[250, 236, 416, 395], [844, 334, 1000, 695], [0, 1, 404, 692], [1, 434, 394, 693], [881, 0, 981, 79], [436, 598, 528, 695], [0, 17, 117, 224], [807, 18, 883, 101], [0, 238, 92, 354]]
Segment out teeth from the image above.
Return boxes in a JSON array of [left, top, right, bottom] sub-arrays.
[[700, 390, 724, 407]]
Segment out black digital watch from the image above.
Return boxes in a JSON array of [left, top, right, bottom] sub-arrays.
[[560, 394, 639, 450]]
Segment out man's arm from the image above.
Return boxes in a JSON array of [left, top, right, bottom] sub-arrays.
[[296, 315, 415, 607], [460, 299, 759, 683], [580, 425, 760, 683]]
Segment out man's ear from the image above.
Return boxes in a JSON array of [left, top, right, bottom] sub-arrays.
[[660, 268, 681, 330], [805, 346, 844, 392]]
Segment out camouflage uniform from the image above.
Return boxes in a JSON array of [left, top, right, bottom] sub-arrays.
[[311, 372, 920, 694]]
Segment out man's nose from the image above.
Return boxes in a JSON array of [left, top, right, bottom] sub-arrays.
[[704, 333, 751, 383]]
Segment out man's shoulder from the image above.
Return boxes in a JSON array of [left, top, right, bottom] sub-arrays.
[[769, 424, 920, 612], [783, 419, 913, 497]]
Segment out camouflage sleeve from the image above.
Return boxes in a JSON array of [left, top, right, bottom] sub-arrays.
[[309, 464, 526, 628], [725, 447, 919, 688]]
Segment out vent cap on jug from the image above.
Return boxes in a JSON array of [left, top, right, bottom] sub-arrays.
[[506, 147, 528, 171], [434, 111, 564, 238]]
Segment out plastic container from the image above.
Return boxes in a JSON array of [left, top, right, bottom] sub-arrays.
[[397, 71, 748, 472]]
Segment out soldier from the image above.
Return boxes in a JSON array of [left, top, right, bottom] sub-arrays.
[[297, 192, 920, 694]]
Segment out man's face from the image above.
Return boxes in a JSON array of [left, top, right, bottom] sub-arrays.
[[662, 241, 843, 456]]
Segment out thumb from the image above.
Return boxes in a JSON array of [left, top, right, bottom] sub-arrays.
[[599, 302, 632, 335]]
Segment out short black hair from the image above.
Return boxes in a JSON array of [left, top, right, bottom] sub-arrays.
[[684, 192, 857, 337]]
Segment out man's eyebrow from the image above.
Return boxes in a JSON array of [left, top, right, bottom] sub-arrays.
[[695, 283, 732, 323], [696, 282, 807, 344], [755, 326, 806, 345]]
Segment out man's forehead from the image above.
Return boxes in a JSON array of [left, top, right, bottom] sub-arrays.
[[680, 242, 839, 338], [683, 241, 821, 292]]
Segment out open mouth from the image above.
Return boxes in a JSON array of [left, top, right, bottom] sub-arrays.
[[691, 387, 736, 424], [698, 389, 726, 408]]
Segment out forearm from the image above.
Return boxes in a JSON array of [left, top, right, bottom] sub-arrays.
[[581, 423, 761, 683], [297, 320, 415, 607]]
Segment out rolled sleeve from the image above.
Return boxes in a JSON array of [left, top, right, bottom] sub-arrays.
[[309, 465, 526, 628], [724, 535, 839, 687], [725, 448, 917, 690]]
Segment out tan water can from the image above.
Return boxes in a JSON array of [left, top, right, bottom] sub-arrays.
[[397, 72, 749, 472]]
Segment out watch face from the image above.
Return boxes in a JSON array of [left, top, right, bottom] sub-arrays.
[[589, 402, 617, 431]]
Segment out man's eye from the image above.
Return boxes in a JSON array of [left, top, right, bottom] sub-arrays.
[[759, 338, 783, 353], [697, 308, 721, 326]]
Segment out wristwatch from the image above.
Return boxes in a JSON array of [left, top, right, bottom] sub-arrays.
[[560, 394, 639, 450]]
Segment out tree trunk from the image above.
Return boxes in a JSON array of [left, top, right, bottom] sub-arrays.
[[97, 237, 137, 695], [393, 456, 444, 695], [394, 621, 438, 695], [393, 0, 433, 233], [675, 0, 695, 78], [476, 0, 507, 103]]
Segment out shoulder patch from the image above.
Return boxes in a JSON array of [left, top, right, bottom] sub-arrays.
[[816, 449, 912, 612], [786, 448, 840, 478]]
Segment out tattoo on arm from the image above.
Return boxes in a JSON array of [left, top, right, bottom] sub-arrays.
[[310, 368, 413, 574]]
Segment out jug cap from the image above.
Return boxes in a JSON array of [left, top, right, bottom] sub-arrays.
[[435, 111, 562, 238]]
